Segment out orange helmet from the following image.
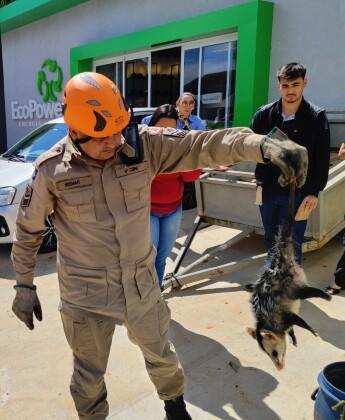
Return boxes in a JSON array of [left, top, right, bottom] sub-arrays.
[[62, 72, 130, 138]]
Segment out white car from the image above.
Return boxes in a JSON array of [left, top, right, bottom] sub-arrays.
[[0, 108, 155, 251]]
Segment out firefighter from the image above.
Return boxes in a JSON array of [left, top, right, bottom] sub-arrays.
[[11, 72, 308, 420]]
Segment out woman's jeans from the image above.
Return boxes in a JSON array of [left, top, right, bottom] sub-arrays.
[[150, 205, 183, 287], [259, 188, 307, 266]]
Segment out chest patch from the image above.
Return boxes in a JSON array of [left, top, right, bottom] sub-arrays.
[[164, 128, 189, 138], [56, 176, 93, 191], [148, 127, 164, 136]]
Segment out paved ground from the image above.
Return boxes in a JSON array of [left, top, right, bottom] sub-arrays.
[[1, 209, 344, 420]]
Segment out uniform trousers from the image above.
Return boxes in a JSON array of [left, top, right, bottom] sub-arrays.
[[60, 294, 184, 420]]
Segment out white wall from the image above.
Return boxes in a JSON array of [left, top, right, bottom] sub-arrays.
[[2, 0, 345, 146]]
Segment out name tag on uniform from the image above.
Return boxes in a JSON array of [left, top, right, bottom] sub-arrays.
[[56, 176, 93, 191]]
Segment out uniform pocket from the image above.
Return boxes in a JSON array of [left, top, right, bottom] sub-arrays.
[[60, 264, 108, 308], [61, 313, 114, 357], [127, 298, 171, 344], [59, 188, 96, 222], [134, 247, 158, 300], [119, 171, 149, 213], [157, 298, 171, 336]]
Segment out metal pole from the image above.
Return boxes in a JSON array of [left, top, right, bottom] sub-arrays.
[[171, 216, 202, 275], [162, 252, 267, 290], [176, 228, 254, 276]]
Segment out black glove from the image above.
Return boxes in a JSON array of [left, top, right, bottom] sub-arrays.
[[12, 284, 42, 330], [261, 127, 308, 187]]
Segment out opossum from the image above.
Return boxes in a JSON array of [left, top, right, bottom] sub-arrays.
[[247, 181, 331, 370]]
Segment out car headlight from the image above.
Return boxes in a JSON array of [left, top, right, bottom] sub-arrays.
[[0, 187, 16, 206]]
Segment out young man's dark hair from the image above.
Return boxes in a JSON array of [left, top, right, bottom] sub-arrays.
[[277, 62, 307, 81]]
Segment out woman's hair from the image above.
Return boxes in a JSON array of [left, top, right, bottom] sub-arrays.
[[176, 92, 196, 104], [148, 104, 179, 126]]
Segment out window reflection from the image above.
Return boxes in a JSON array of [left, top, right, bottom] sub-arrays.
[[94, 37, 237, 121], [96, 62, 123, 91], [200, 43, 228, 129], [125, 58, 148, 107], [96, 63, 116, 83], [151, 47, 181, 107], [183, 48, 200, 112]]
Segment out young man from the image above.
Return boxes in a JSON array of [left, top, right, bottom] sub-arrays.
[[252, 62, 330, 267], [11, 72, 308, 420]]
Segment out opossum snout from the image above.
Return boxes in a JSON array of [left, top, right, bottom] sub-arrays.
[[275, 361, 285, 370]]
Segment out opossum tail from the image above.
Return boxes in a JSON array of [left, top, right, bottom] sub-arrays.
[[282, 180, 296, 240], [272, 180, 296, 263]]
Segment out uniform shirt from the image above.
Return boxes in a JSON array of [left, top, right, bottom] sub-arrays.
[[12, 126, 264, 319], [141, 114, 207, 130]]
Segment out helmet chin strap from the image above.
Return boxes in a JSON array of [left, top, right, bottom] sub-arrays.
[[69, 128, 93, 151]]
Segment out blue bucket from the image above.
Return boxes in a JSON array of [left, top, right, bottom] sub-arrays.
[[312, 362, 345, 419]]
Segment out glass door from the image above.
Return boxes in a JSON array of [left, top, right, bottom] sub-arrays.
[[150, 46, 181, 107], [124, 53, 149, 107], [94, 51, 150, 107], [182, 34, 237, 128], [95, 61, 123, 91]]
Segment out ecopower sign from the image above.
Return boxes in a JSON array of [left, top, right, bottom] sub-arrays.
[[11, 59, 63, 127]]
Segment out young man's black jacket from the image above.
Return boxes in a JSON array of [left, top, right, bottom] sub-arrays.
[[252, 97, 330, 197]]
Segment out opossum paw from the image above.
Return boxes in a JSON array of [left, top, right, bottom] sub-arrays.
[[324, 286, 341, 297]]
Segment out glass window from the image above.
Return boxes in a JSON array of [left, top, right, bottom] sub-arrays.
[[227, 41, 237, 127], [118, 62, 123, 92], [151, 47, 181, 107], [183, 48, 200, 112], [96, 62, 123, 91], [93, 35, 237, 122], [96, 63, 116, 82], [200, 42, 229, 129], [125, 58, 148, 107]]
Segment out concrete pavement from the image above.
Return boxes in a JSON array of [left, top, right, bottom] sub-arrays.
[[0, 208, 344, 420]]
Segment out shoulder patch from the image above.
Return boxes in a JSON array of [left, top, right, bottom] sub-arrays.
[[35, 146, 63, 168], [148, 127, 164, 136], [163, 128, 189, 138], [21, 185, 33, 207]]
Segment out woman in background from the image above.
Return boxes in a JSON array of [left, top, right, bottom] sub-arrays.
[[175, 92, 206, 131], [148, 104, 202, 288]]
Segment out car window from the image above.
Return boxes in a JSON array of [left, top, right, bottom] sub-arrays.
[[133, 112, 152, 124], [133, 108, 155, 125], [3, 123, 68, 163]]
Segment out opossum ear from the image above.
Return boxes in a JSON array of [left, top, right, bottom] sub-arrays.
[[260, 330, 277, 340], [284, 312, 318, 336], [246, 327, 257, 339]]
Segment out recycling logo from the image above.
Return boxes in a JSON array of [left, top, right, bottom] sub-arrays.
[[37, 59, 63, 103]]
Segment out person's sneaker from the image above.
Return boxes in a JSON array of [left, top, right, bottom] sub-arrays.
[[164, 395, 192, 420]]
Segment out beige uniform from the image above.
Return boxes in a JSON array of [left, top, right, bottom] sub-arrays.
[[12, 125, 264, 419]]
